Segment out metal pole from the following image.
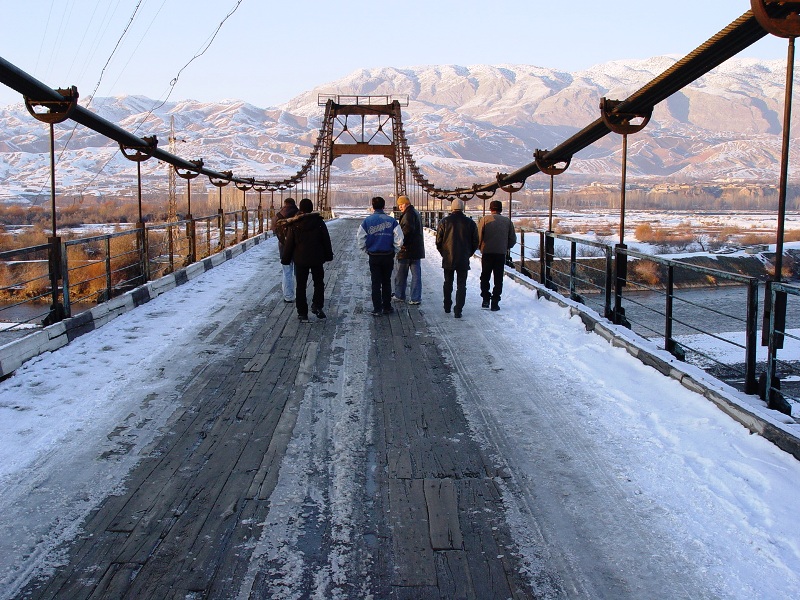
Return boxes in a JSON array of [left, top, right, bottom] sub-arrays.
[[774, 37, 795, 282], [136, 161, 143, 224], [619, 133, 628, 245], [745, 278, 759, 395], [49, 123, 56, 238], [665, 265, 675, 353]]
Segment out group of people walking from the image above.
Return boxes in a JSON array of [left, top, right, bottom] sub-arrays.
[[356, 195, 516, 319], [274, 195, 516, 322]]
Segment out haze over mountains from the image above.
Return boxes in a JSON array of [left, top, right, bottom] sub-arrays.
[[0, 56, 797, 204]]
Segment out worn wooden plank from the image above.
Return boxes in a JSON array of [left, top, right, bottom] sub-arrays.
[[436, 551, 476, 600], [248, 342, 318, 500], [389, 478, 437, 587], [457, 478, 517, 599], [424, 478, 463, 551], [387, 446, 413, 479], [391, 585, 441, 599]]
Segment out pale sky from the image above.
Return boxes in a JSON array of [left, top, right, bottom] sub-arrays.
[[0, 0, 791, 109]]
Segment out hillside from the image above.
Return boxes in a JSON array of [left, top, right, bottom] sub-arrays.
[[0, 57, 798, 204]]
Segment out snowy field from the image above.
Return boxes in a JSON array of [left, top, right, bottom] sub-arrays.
[[0, 222, 798, 598]]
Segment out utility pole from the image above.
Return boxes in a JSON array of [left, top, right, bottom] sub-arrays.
[[168, 115, 178, 224], [167, 115, 179, 261]]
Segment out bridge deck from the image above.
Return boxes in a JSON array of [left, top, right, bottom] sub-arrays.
[[14, 217, 799, 599], [21, 218, 535, 599]]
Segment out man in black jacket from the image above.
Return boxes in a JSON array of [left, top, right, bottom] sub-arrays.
[[435, 199, 478, 319], [392, 195, 425, 305], [282, 198, 334, 321]]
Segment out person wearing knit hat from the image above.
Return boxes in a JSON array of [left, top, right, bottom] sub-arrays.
[[435, 198, 478, 318], [392, 195, 425, 305]]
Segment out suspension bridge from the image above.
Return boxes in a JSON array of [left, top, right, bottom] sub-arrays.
[[1, 2, 800, 599]]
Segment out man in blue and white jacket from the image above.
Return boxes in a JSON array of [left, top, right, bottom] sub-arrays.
[[357, 196, 404, 315]]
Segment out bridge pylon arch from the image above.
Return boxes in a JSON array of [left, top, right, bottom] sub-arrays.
[[316, 95, 409, 209]]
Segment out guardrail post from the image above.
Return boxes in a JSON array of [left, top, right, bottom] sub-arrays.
[[45, 236, 66, 325], [539, 231, 546, 285], [142, 225, 151, 282], [569, 240, 578, 300], [614, 243, 630, 327], [187, 219, 197, 264], [665, 264, 676, 355], [61, 239, 71, 317], [520, 230, 526, 276], [604, 245, 613, 320], [544, 232, 555, 290], [168, 224, 175, 272], [105, 237, 113, 301], [218, 210, 226, 250], [745, 279, 759, 395]]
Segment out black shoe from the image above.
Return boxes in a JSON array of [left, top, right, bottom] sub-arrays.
[[490, 302, 500, 312], [454, 311, 462, 319], [312, 307, 326, 319], [444, 306, 451, 314], [370, 309, 382, 316], [298, 314, 309, 322], [383, 306, 394, 315], [481, 299, 490, 309]]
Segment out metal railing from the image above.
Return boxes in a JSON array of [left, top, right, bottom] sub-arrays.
[[504, 229, 763, 398], [764, 281, 800, 412], [0, 243, 55, 330], [0, 209, 271, 329], [63, 228, 145, 308]]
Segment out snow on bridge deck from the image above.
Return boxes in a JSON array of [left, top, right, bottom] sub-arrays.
[[1, 218, 798, 599]]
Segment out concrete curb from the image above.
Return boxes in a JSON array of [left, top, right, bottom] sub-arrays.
[[503, 266, 800, 461], [0, 233, 270, 378]]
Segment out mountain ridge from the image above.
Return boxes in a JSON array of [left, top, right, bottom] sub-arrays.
[[0, 56, 797, 204]]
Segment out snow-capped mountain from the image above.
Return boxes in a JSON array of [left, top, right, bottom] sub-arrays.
[[0, 56, 797, 204]]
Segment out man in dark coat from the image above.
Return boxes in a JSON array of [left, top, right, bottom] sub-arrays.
[[272, 197, 299, 302], [282, 198, 334, 321], [392, 195, 425, 305], [435, 199, 479, 319], [478, 199, 517, 311]]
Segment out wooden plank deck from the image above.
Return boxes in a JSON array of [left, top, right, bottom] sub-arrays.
[[21, 218, 537, 599]]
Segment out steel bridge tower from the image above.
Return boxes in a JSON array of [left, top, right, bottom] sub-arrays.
[[316, 95, 409, 210]]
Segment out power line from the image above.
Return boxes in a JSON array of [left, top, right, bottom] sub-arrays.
[[150, 0, 246, 112], [86, 0, 145, 107], [78, 0, 248, 197]]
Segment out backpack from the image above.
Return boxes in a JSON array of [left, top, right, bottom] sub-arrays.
[[275, 216, 290, 245]]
